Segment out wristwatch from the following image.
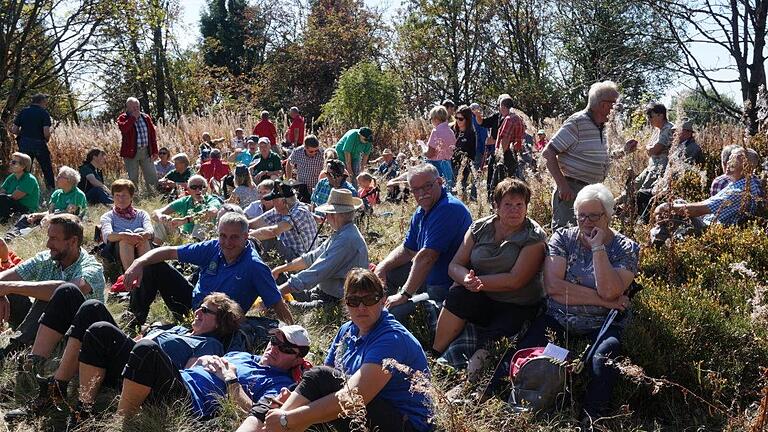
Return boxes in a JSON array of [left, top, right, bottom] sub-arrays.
[[399, 288, 413, 299], [225, 377, 239, 387], [279, 413, 289, 429], [591, 245, 606, 253]]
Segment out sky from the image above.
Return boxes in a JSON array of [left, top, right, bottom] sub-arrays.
[[176, 0, 744, 107]]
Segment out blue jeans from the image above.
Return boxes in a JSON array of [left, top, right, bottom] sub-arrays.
[[86, 187, 114, 205], [427, 159, 454, 189], [18, 137, 54, 190]]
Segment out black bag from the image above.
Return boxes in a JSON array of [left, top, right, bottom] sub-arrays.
[[226, 316, 279, 353]]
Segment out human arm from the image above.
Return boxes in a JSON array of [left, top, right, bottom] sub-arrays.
[[85, 173, 107, 190], [374, 244, 415, 287], [361, 152, 369, 170], [272, 256, 310, 280], [270, 299, 294, 324], [285, 158, 294, 180], [656, 201, 711, 218], [543, 255, 630, 309], [249, 221, 293, 241], [542, 145, 574, 201], [43, 126, 51, 140], [468, 243, 546, 292], [385, 247, 439, 308], [122, 246, 179, 290], [9, 189, 27, 201], [208, 356, 255, 412], [116, 112, 137, 134], [0, 271, 91, 302]]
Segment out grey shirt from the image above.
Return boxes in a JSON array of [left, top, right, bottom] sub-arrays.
[[287, 222, 369, 298], [547, 110, 609, 184], [99, 209, 154, 239]]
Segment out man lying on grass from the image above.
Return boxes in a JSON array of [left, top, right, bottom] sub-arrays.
[[115, 325, 310, 422], [122, 212, 293, 327]]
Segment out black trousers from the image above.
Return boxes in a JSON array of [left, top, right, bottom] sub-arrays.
[[18, 136, 55, 190], [39, 283, 116, 341], [0, 195, 27, 223], [79, 321, 136, 388], [294, 366, 416, 432], [121, 339, 190, 405], [128, 262, 193, 326]]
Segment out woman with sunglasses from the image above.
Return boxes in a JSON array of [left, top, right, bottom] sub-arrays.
[[515, 183, 639, 422], [0, 152, 39, 223], [451, 104, 477, 201], [250, 268, 431, 432], [5, 292, 242, 424], [153, 174, 222, 242], [154, 147, 174, 178]]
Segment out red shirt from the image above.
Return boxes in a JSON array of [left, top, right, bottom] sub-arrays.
[[497, 113, 525, 152], [284, 115, 305, 146], [253, 119, 278, 147], [199, 159, 230, 181]]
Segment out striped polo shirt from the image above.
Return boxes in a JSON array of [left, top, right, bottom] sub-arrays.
[[547, 109, 609, 184]]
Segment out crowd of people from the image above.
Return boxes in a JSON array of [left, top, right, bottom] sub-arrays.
[[0, 82, 763, 431]]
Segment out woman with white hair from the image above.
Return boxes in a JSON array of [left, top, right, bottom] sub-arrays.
[[515, 183, 640, 421], [0, 152, 40, 222]]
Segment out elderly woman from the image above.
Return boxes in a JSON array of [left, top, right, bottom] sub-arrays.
[[4, 166, 87, 242], [425, 105, 457, 189], [154, 147, 174, 178], [431, 178, 546, 361], [159, 152, 194, 193], [0, 152, 39, 222], [153, 174, 222, 242], [239, 268, 431, 432], [516, 183, 639, 421], [78, 148, 113, 205], [272, 188, 368, 309], [99, 179, 153, 270], [5, 292, 242, 423]]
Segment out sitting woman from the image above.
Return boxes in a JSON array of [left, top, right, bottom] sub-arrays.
[[0, 152, 39, 223], [228, 164, 260, 208], [78, 148, 113, 205], [99, 179, 153, 270], [517, 183, 639, 421], [158, 152, 194, 194], [5, 292, 242, 423], [152, 174, 222, 242], [154, 147, 174, 179], [432, 178, 546, 365], [5, 166, 86, 241], [237, 268, 432, 432]]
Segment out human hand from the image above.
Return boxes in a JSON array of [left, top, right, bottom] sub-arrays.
[[272, 266, 284, 281], [581, 226, 607, 249], [462, 270, 483, 292], [557, 182, 575, 201], [263, 409, 287, 432], [606, 295, 631, 311], [170, 217, 187, 228], [123, 260, 144, 291], [385, 293, 407, 309]]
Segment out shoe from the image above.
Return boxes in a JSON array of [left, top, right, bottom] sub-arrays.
[[4, 375, 68, 422], [65, 401, 92, 431]]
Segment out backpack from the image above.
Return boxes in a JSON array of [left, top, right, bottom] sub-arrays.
[[507, 347, 568, 412], [227, 316, 280, 354]]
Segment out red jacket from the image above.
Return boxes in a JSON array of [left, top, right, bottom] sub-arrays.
[[117, 112, 158, 158], [253, 119, 278, 147], [199, 159, 231, 181]]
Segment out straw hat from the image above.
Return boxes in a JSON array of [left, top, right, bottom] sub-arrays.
[[315, 188, 363, 214], [382, 148, 394, 156]]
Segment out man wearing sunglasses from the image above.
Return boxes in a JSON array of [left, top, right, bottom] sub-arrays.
[[123, 212, 293, 328], [116, 325, 310, 421], [310, 159, 358, 209], [152, 174, 222, 242]]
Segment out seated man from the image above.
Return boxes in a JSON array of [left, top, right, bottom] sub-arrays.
[[710, 144, 740, 196], [272, 189, 369, 309], [310, 159, 357, 208], [153, 174, 222, 242], [249, 181, 317, 262], [123, 212, 293, 327], [158, 152, 194, 194], [199, 148, 231, 193], [655, 147, 763, 226], [0, 214, 105, 360], [230, 138, 259, 167], [249, 137, 283, 183], [672, 119, 704, 165], [377, 163, 472, 325], [115, 325, 310, 420]]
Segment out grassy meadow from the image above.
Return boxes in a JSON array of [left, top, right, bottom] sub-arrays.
[[0, 114, 767, 431]]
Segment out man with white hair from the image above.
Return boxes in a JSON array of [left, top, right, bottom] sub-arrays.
[[710, 144, 741, 196], [123, 212, 293, 327], [542, 81, 638, 229], [284, 106, 305, 147], [117, 97, 159, 193]]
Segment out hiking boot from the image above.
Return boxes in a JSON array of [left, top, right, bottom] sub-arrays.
[[65, 401, 93, 431], [4, 375, 68, 422]]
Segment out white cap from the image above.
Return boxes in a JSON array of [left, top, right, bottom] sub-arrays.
[[272, 325, 311, 348], [470, 103, 480, 111], [258, 136, 272, 145]]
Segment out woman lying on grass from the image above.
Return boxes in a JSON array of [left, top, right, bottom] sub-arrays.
[[237, 268, 432, 432]]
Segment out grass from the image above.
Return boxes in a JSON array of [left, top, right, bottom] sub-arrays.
[[1, 115, 767, 431]]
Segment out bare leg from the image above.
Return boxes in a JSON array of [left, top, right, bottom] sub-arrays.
[[118, 240, 136, 270], [116, 379, 151, 416], [53, 338, 81, 381], [136, 240, 151, 258], [78, 363, 107, 405], [30, 324, 64, 358], [432, 308, 466, 353], [235, 416, 263, 432]]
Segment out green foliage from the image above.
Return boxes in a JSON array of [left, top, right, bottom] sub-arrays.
[[319, 62, 404, 133], [670, 90, 741, 126]]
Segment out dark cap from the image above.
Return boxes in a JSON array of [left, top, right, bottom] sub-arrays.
[[234, 164, 249, 177], [262, 180, 295, 201], [358, 127, 373, 141], [326, 159, 347, 177]]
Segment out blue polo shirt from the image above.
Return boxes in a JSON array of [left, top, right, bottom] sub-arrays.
[[403, 188, 472, 286], [181, 352, 294, 418], [177, 240, 281, 310], [325, 311, 432, 432], [144, 325, 223, 369]]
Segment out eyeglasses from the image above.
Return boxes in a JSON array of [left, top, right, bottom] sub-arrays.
[[455, 116, 465, 121], [410, 180, 436, 195], [577, 212, 605, 222], [345, 293, 382, 308], [9, 160, 19, 165], [159, 151, 169, 155], [269, 335, 300, 355], [189, 184, 205, 191], [198, 305, 217, 315]]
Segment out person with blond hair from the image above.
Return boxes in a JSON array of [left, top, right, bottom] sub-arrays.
[[0, 152, 39, 222], [424, 105, 457, 189]]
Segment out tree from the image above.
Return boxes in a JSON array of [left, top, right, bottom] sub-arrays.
[[319, 61, 404, 133], [645, 0, 767, 134], [670, 89, 740, 126]]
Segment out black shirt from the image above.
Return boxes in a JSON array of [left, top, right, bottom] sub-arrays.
[[14, 105, 52, 140], [454, 127, 477, 160], [78, 163, 104, 193], [479, 112, 503, 140]]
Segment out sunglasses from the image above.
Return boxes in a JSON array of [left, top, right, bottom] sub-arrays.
[[269, 335, 300, 355], [9, 160, 19, 165], [455, 116, 465, 121], [189, 184, 205, 191], [159, 151, 169, 155], [198, 305, 217, 315], [345, 293, 382, 308]]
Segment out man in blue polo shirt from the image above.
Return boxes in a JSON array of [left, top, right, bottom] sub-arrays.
[[123, 212, 293, 327], [377, 163, 472, 323]]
